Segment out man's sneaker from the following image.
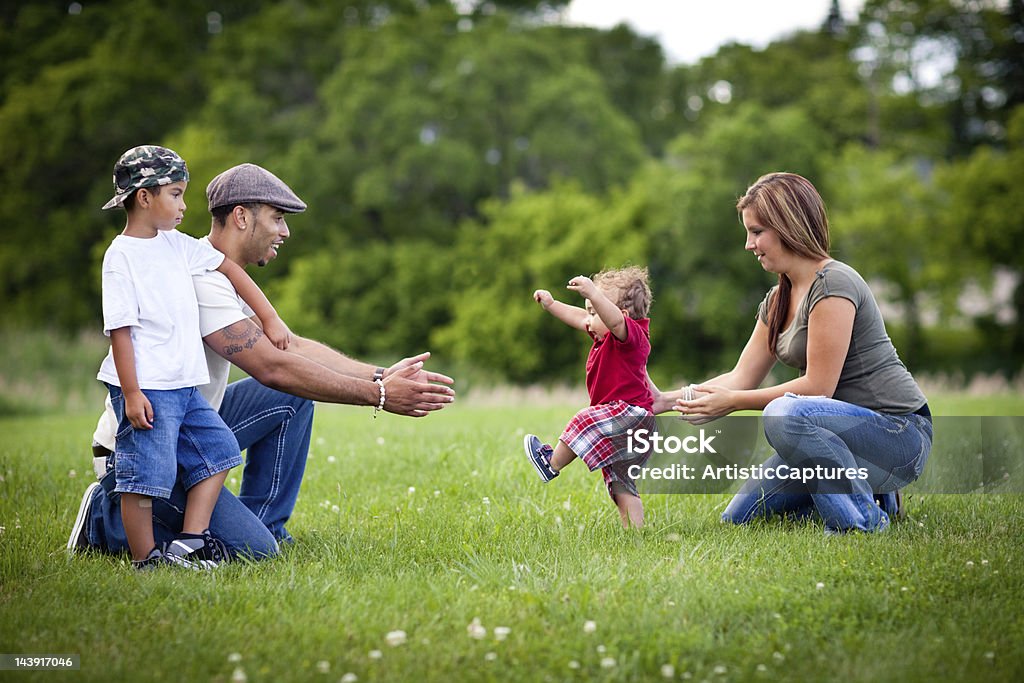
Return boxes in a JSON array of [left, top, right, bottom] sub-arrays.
[[66, 482, 101, 554], [164, 529, 229, 569], [523, 434, 559, 482]]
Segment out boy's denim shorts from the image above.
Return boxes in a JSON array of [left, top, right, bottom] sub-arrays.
[[107, 384, 242, 499]]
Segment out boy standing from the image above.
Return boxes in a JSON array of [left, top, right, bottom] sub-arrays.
[[97, 145, 288, 569]]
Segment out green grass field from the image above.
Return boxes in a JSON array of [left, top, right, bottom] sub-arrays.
[[1, 395, 1022, 682]]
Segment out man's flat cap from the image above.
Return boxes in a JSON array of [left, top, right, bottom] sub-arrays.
[[206, 163, 306, 213]]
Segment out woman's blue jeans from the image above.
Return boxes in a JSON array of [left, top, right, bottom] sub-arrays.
[[721, 394, 933, 534], [87, 378, 314, 559]]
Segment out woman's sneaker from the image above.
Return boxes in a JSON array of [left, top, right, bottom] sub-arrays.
[[164, 529, 229, 569], [523, 434, 559, 482]]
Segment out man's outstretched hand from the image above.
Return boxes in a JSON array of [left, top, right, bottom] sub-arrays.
[[383, 352, 455, 417]]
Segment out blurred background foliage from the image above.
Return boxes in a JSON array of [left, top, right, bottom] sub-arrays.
[[1, 0, 1022, 390]]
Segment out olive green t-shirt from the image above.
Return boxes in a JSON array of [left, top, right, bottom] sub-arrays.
[[757, 260, 926, 414]]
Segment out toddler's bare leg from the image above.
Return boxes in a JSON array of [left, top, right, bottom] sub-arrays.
[[121, 493, 155, 560], [550, 440, 577, 471], [182, 470, 229, 534], [612, 491, 644, 529]]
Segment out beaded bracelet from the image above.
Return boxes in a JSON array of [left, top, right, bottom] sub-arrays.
[[373, 378, 386, 418]]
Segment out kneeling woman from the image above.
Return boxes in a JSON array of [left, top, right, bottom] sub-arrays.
[[666, 172, 932, 533]]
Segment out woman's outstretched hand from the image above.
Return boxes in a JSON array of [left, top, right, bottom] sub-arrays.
[[673, 384, 735, 424]]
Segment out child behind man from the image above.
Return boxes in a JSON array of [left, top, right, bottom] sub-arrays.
[[523, 267, 656, 528], [96, 145, 289, 570]]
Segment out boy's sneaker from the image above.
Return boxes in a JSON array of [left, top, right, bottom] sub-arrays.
[[66, 481, 101, 554], [523, 434, 559, 482], [133, 546, 172, 572], [164, 529, 229, 569]]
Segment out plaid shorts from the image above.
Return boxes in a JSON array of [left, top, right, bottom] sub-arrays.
[[561, 401, 656, 499]]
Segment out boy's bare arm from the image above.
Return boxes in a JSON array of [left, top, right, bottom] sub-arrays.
[[533, 289, 588, 330], [567, 276, 626, 340], [217, 259, 291, 349], [110, 327, 153, 429]]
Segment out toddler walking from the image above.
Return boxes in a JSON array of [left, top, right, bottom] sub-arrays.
[[523, 267, 656, 528]]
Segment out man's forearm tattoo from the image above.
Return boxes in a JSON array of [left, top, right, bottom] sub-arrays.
[[221, 320, 263, 356]]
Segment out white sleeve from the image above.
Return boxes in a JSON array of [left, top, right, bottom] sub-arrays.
[[194, 269, 254, 337], [101, 248, 139, 336], [177, 231, 225, 275]]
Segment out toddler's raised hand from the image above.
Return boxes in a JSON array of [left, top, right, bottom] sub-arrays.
[[263, 316, 292, 350], [533, 289, 554, 309], [566, 275, 597, 299]]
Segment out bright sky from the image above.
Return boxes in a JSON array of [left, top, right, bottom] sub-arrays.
[[564, 0, 868, 65]]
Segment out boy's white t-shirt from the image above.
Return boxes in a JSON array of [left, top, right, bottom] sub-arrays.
[[96, 229, 225, 389], [93, 236, 252, 454]]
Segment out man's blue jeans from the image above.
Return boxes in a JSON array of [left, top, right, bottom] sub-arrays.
[[721, 394, 933, 534], [87, 378, 314, 558]]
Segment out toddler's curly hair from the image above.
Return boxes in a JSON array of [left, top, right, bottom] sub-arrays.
[[593, 266, 652, 320]]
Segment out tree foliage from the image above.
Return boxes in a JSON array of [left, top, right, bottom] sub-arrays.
[[1, 0, 1021, 378]]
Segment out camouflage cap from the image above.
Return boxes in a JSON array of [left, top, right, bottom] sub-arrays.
[[101, 145, 189, 210]]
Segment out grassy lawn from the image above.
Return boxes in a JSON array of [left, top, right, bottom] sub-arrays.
[[1, 395, 1022, 682]]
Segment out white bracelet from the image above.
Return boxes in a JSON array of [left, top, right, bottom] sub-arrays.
[[373, 378, 386, 418]]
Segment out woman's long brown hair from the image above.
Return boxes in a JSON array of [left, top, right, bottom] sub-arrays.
[[737, 173, 831, 355]]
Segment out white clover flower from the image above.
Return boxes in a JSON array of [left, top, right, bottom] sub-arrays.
[[467, 617, 487, 640], [368, 650, 383, 660], [583, 620, 597, 634], [433, 490, 441, 497], [332, 505, 340, 513], [68, 469, 77, 478], [714, 664, 727, 675], [984, 651, 995, 660], [562, 499, 571, 510], [376, 437, 385, 446], [231, 667, 248, 683], [756, 663, 767, 672], [340, 674, 358, 683], [966, 560, 975, 567], [661, 664, 675, 678], [773, 651, 785, 662], [316, 660, 330, 673], [385, 630, 407, 647], [568, 661, 580, 669], [482, 497, 490, 505], [901, 586, 908, 592], [665, 532, 682, 542], [600, 657, 617, 669], [596, 645, 606, 654], [327, 456, 336, 464], [484, 652, 497, 662], [493, 626, 511, 641], [982, 559, 989, 565], [815, 582, 825, 590], [227, 653, 242, 663], [408, 486, 416, 495]]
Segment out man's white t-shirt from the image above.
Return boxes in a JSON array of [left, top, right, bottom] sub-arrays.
[[193, 236, 256, 411], [93, 235, 251, 455], [96, 230, 225, 389]]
